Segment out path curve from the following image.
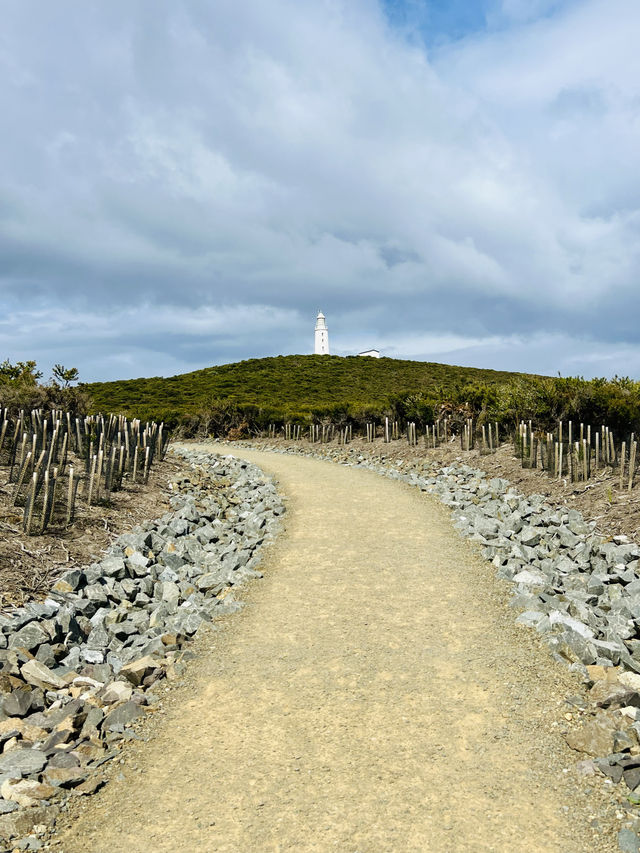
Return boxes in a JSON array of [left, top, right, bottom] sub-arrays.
[[58, 444, 616, 852]]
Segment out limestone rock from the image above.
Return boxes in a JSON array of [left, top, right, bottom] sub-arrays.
[[100, 681, 132, 705], [564, 712, 623, 756], [43, 766, 88, 788], [120, 656, 162, 687], [102, 700, 143, 731], [20, 660, 66, 692], [8, 622, 49, 652]]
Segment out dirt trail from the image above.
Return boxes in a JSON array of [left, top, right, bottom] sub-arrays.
[[58, 444, 617, 852]]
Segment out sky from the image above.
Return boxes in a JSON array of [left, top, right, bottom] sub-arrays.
[[0, 0, 639, 383]]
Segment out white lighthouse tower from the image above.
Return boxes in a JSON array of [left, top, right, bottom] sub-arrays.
[[314, 311, 329, 355]]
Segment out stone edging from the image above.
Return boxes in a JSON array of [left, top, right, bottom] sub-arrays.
[[221, 439, 640, 673], [0, 447, 284, 848], [215, 439, 640, 850]]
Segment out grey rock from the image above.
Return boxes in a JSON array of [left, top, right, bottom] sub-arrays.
[[160, 581, 180, 607], [618, 828, 640, 853], [173, 611, 203, 636], [8, 622, 49, 652], [126, 551, 150, 572], [515, 611, 546, 629], [472, 517, 500, 540], [84, 584, 109, 605], [47, 752, 81, 769], [102, 700, 143, 731], [549, 629, 597, 665], [518, 526, 544, 547], [52, 569, 85, 593], [548, 611, 594, 639], [3, 688, 38, 718], [99, 557, 127, 578], [0, 748, 47, 777], [513, 569, 547, 587], [86, 624, 111, 650], [159, 552, 186, 572]]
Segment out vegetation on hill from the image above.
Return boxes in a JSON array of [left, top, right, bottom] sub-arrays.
[[85, 355, 530, 433], [6, 355, 640, 441]]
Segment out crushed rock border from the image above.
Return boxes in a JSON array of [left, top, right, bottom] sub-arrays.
[[221, 440, 640, 674], [0, 448, 284, 849], [216, 438, 640, 851]]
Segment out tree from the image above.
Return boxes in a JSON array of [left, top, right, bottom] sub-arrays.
[[0, 359, 42, 385], [52, 364, 80, 387]]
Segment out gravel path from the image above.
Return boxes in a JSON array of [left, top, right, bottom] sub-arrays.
[[58, 445, 618, 852]]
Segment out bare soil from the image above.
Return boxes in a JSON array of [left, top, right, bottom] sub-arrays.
[[57, 444, 621, 852], [0, 455, 187, 608]]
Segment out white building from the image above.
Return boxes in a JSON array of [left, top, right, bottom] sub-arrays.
[[314, 311, 329, 355], [358, 349, 380, 358]]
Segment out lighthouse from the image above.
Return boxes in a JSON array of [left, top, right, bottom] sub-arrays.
[[314, 311, 329, 355]]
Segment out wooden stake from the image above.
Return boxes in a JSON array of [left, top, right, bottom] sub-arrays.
[[25, 472, 37, 534], [66, 467, 74, 525], [629, 441, 637, 492], [40, 470, 50, 533]]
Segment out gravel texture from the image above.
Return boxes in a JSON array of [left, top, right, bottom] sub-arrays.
[[55, 442, 623, 852]]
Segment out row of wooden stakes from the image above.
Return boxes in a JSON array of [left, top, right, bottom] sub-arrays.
[[517, 420, 639, 489], [265, 418, 502, 452], [0, 407, 168, 535]]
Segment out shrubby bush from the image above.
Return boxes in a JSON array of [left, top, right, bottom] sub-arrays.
[[0, 360, 90, 415], [82, 354, 640, 439]]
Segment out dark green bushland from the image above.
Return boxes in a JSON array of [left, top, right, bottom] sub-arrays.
[[86, 355, 528, 434], [84, 355, 640, 439]]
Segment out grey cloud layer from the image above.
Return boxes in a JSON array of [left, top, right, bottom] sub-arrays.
[[0, 0, 638, 380]]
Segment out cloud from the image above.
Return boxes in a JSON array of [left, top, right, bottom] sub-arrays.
[[0, 0, 638, 382], [0, 303, 302, 382]]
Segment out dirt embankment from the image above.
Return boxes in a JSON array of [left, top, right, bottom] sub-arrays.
[[0, 456, 187, 607]]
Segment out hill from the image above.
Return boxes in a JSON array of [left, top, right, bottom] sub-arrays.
[[85, 354, 529, 427]]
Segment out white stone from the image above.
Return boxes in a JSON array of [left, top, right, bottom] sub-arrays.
[[548, 610, 595, 638], [512, 569, 547, 586], [619, 671, 640, 692]]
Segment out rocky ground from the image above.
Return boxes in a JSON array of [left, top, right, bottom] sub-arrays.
[[209, 435, 640, 852], [0, 455, 188, 609], [55, 443, 624, 853], [4, 433, 640, 850], [0, 448, 283, 850]]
